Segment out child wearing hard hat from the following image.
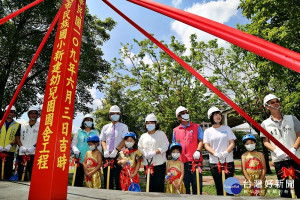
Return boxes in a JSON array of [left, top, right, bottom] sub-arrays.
[[83, 135, 102, 189], [241, 134, 266, 196], [117, 132, 142, 191]]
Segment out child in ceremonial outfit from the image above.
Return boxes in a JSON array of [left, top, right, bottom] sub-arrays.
[[117, 132, 142, 191], [241, 134, 267, 196], [83, 135, 102, 189], [166, 142, 186, 194]]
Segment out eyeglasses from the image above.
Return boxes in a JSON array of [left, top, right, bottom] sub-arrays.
[[268, 100, 280, 105]]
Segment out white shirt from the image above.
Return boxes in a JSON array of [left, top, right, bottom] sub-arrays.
[[19, 121, 39, 155], [203, 125, 236, 164], [99, 122, 128, 151], [138, 130, 169, 166]]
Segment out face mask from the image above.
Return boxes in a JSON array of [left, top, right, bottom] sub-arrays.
[[89, 145, 96, 151], [125, 142, 134, 148], [181, 114, 189, 121], [84, 121, 93, 128], [172, 153, 180, 160], [146, 124, 156, 132], [245, 144, 256, 151], [111, 114, 120, 122]]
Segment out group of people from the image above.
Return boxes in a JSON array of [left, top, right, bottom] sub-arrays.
[[0, 94, 299, 198]]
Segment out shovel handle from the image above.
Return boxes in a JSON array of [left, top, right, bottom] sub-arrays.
[[222, 170, 226, 196], [1, 160, 4, 180], [21, 161, 27, 181], [289, 175, 296, 199], [107, 166, 110, 190], [196, 168, 200, 195], [146, 168, 150, 192], [72, 164, 77, 186]]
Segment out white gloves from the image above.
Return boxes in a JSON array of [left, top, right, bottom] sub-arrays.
[[219, 151, 229, 161], [104, 150, 110, 158], [3, 144, 12, 152], [146, 151, 156, 159], [73, 149, 80, 155], [109, 149, 118, 158], [193, 150, 201, 160], [274, 149, 287, 160], [28, 146, 36, 154], [0, 146, 3, 152], [289, 147, 297, 155], [20, 146, 28, 153], [213, 152, 219, 158]]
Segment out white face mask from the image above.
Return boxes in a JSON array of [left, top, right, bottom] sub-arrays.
[[111, 114, 120, 122], [181, 114, 190, 121], [245, 144, 256, 151], [172, 153, 180, 160], [125, 141, 134, 148], [89, 145, 96, 151], [84, 121, 93, 128], [146, 124, 156, 132]]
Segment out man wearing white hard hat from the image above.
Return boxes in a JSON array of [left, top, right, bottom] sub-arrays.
[[0, 105, 20, 179], [100, 105, 128, 190], [138, 113, 169, 192], [261, 94, 300, 198], [15, 106, 40, 181], [172, 106, 204, 194], [71, 113, 100, 186]]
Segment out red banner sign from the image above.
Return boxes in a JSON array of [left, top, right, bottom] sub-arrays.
[[29, 0, 86, 199]]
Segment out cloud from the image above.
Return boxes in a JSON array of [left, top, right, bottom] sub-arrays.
[[87, 87, 103, 110], [171, 0, 240, 51], [172, 0, 182, 8]]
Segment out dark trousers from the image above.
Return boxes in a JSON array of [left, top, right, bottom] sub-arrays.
[[210, 162, 235, 196], [17, 155, 34, 181], [184, 161, 202, 194], [274, 160, 300, 198], [0, 152, 14, 180], [74, 162, 84, 187], [103, 157, 122, 190], [144, 162, 166, 193]]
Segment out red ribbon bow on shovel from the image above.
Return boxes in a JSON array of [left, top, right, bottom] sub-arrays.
[[70, 156, 81, 167], [0, 152, 8, 162], [217, 161, 230, 174], [280, 166, 298, 180], [191, 161, 202, 174], [22, 155, 31, 165], [145, 163, 154, 175], [104, 159, 115, 169]]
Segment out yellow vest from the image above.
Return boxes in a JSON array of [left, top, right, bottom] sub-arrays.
[[0, 120, 19, 152]]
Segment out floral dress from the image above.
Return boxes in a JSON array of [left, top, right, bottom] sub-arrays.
[[118, 148, 142, 191]]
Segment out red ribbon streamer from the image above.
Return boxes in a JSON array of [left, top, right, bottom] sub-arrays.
[[22, 155, 31, 165], [122, 148, 137, 157], [190, 161, 202, 174], [145, 163, 154, 175], [280, 166, 298, 180], [0, 152, 8, 162], [70, 156, 81, 167], [103, 159, 114, 169], [217, 161, 230, 174], [0, 0, 45, 25], [102, 0, 300, 165]]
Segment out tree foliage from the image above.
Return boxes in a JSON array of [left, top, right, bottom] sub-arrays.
[[0, 0, 116, 117]]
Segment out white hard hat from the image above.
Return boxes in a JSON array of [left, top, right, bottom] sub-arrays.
[[176, 106, 188, 117], [5, 105, 16, 112], [109, 105, 120, 113], [263, 94, 279, 107], [207, 106, 221, 119], [83, 114, 94, 121], [145, 113, 157, 122], [28, 106, 39, 113]]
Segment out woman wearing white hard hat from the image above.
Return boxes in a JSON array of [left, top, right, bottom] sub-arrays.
[[261, 94, 300, 198], [203, 106, 236, 195], [0, 105, 20, 179], [100, 105, 129, 190], [138, 113, 169, 192], [71, 113, 99, 187], [15, 106, 40, 181]]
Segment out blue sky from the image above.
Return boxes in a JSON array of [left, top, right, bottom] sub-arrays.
[[19, 0, 250, 132]]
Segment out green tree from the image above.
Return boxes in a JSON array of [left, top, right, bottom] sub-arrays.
[[0, 0, 116, 117]]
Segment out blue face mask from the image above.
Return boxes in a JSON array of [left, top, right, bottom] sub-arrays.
[[146, 124, 156, 132], [84, 121, 93, 128], [111, 114, 120, 122]]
